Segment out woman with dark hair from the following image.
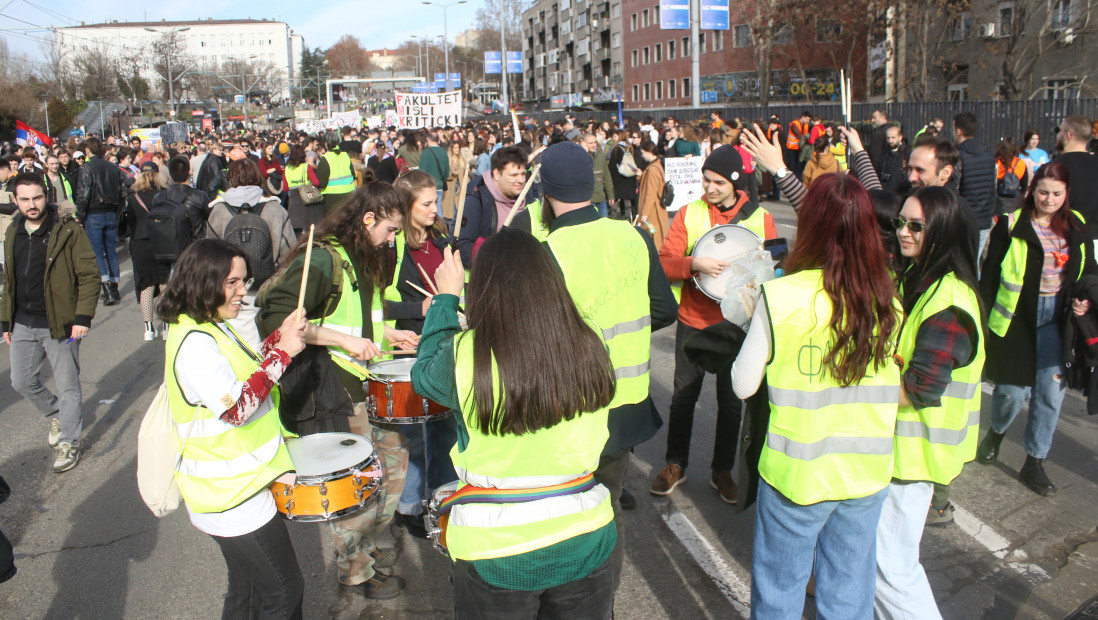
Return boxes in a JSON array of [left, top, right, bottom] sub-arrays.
[[255, 181, 417, 600], [282, 144, 322, 234], [636, 140, 669, 248], [1019, 129, 1050, 169], [875, 186, 985, 619], [396, 129, 421, 170], [124, 164, 170, 340], [257, 140, 284, 196], [732, 172, 901, 619], [159, 238, 308, 618], [870, 189, 903, 272], [801, 134, 841, 188], [995, 136, 1029, 213], [977, 161, 1095, 495], [411, 228, 618, 618], [472, 138, 491, 177]]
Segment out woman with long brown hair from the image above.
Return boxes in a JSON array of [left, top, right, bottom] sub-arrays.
[[282, 144, 322, 235], [412, 229, 618, 618], [636, 140, 669, 248], [732, 172, 901, 619]]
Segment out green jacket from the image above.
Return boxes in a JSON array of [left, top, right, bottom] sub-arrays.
[[591, 149, 615, 204], [1, 207, 100, 338], [419, 145, 450, 190]]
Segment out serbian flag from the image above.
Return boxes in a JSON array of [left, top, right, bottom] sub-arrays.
[[15, 120, 53, 149]]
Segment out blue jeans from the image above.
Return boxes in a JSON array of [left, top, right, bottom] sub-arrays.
[[84, 211, 120, 281], [751, 478, 888, 620], [397, 416, 458, 515], [990, 295, 1065, 459], [592, 201, 608, 218]]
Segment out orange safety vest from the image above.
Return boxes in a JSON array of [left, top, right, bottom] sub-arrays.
[[996, 157, 1025, 181], [786, 120, 806, 150]]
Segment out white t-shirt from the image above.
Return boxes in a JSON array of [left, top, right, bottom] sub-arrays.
[[175, 325, 278, 538]]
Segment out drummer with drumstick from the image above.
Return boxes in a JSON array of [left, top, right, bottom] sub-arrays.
[[256, 180, 418, 601], [651, 146, 778, 503]]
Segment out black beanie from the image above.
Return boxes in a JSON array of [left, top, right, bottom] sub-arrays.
[[701, 146, 744, 184], [539, 142, 595, 203]]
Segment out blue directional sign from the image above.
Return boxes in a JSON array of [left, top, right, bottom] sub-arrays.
[[506, 51, 523, 74], [701, 0, 729, 30], [701, 90, 718, 103], [485, 51, 502, 74], [660, 0, 689, 29]]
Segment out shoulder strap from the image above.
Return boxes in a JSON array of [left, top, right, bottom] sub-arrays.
[[134, 193, 149, 212]]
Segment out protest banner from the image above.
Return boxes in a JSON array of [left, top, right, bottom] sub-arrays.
[[385, 110, 399, 127], [663, 157, 704, 212], [332, 110, 362, 128], [394, 91, 462, 129]]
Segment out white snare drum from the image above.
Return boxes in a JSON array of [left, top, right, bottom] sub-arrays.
[[423, 481, 461, 556], [269, 432, 382, 522], [690, 224, 763, 301]]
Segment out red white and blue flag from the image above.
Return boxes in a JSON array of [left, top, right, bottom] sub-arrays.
[[15, 120, 53, 148]]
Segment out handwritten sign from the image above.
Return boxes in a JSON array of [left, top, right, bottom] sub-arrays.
[[663, 157, 705, 211], [394, 91, 463, 129]]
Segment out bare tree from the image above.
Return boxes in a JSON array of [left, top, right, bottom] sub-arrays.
[[70, 45, 119, 101], [988, 0, 1096, 98], [326, 35, 375, 78], [150, 31, 195, 103]]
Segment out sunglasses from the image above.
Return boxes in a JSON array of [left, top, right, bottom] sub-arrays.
[[892, 217, 925, 233]]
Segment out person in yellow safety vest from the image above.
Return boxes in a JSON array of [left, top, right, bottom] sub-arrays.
[[537, 141, 678, 591], [384, 170, 459, 539], [255, 183, 419, 601], [731, 173, 902, 619], [411, 229, 619, 619], [159, 239, 309, 618], [651, 145, 775, 504], [875, 187, 986, 619], [976, 161, 1096, 497], [317, 131, 356, 217]]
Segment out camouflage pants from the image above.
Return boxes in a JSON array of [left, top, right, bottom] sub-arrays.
[[328, 402, 408, 585]]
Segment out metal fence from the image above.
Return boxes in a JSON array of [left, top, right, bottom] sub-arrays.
[[519, 99, 1098, 152]]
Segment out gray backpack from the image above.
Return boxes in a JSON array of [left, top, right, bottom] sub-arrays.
[[223, 202, 275, 284]]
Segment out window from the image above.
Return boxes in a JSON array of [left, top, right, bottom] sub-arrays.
[[815, 18, 842, 43], [631, 13, 637, 31], [577, 12, 587, 28], [643, 46, 650, 64], [612, 3, 621, 18], [655, 5, 661, 24], [669, 78, 677, 99], [682, 77, 690, 98], [1051, 0, 1071, 28], [947, 13, 971, 41], [632, 49, 638, 67], [612, 32, 621, 48], [644, 82, 651, 100], [643, 9, 649, 27], [699, 32, 706, 53], [669, 39, 676, 58], [682, 36, 690, 56], [632, 84, 639, 102], [1046, 78, 1080, 99], [656, 81, 663, 99], [655, 43, 662, 61], [713, 30, 723, 50], [613, 61, 622, 76], [998, 3, 1014, 37], [773, 22, 794, 45], [734, 24, 752, 47], [947, 84, 968, 101]]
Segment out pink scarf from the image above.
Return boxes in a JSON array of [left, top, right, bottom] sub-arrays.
[[484, 172, 518, 232]]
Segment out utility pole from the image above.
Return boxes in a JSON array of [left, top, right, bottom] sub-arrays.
[[423, 1, 467, 91], [145, 26, 191, 114], [690, 0, 700, 108], [500, 9, 509, 111]]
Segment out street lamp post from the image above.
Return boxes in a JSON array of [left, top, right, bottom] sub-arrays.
[[423, 0, 467, 91], [410, 35, 424, 78], [145, 26, 191, 114]]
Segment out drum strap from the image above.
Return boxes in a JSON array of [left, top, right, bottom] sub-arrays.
[[438, 473, 597, 515]]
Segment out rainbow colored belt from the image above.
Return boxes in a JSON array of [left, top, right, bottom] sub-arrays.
[[438, 473, 597, 515]]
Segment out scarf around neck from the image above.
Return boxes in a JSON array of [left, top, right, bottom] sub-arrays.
[[484, 172, 518, 231]]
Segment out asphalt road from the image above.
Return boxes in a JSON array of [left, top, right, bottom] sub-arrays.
[[2, 202, 1098, 619]]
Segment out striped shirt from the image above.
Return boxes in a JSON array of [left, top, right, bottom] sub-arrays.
[[1031, 218, 1068, 295]]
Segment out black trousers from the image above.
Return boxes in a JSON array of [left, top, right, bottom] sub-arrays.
[[211, 514, 304, 620], [664, 322, 742, 473], [452, 554, 614, 620]]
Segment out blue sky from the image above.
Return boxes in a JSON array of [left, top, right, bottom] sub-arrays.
[[0, 0, 485, 57]]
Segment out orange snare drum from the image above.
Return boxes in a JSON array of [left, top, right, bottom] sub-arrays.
[[364, 358, 451, 424], [424, 481, 460, 555], [270, 433, 382, 522]]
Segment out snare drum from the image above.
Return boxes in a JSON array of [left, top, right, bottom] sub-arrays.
[[364, 358, 450, 424], [424, 481, 461, 555], [269, 432, 382, 522], [690, 224, 763, 301]]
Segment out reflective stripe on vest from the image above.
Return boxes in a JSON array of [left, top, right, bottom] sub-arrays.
[[672, 199, 770, 303], [163, 315, 294, 514], [759, 269, 901, 505], [893, 273, 986, 484], [310, 243, 386, 379], [446, 331, 614, 562], [285, 163, 310, 188], [988, 210, 1087, 337], [321, 151, 354, 194], [546, 217, 652, 407]]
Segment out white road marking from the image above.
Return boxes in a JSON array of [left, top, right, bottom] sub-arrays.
[[120, 269, 132, 279], [951, 503, 1051, 580], [660, 510, 752, 618]]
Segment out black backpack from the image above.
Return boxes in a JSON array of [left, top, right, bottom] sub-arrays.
[[146, 186, 196, 264], [659, 180, 676, 208], [223, 202, 275, 284]]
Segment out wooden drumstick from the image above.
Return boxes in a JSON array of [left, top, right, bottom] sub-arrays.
[[379, 349, 418, 356], [296, 225, 316, 313], [502, 163, 541, 228], [406, 280, 467, 322], [416, 262, 440, 295], [452, 164, 470, 240]]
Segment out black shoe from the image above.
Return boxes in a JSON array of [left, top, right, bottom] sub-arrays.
[[620, 487, 636, 511], [339, 573, 406, 600], [100, 283, 113, 305], [1019, 455, 1057, 496], [393, 511, 429, 539], [107, 282, 121, 304], [977, 430, 1005, 464]]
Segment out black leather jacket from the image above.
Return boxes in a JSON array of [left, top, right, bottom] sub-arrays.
[[74, 156, 126, 219]]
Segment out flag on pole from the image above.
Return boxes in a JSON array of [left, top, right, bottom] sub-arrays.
[[15, 120, 53, 149]]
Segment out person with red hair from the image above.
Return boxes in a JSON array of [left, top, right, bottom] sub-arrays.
[[732, 172, 901, 619], [976, 161, 1096, 495]]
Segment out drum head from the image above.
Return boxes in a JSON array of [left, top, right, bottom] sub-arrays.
[[432, 481, 461, 503], [286, 433, 375, 477], [366, 358, 416, 381], [691, 225, 763, 301]]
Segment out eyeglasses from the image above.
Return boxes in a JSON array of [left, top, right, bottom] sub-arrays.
[[224, 277, 254, 291], [892, 217, 926, 233]]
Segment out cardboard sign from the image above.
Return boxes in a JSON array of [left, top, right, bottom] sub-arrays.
[[394, 91, 463, 129], [663, 157, 705, 211]]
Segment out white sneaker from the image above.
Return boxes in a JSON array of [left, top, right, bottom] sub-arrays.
[[143, 328, 157, 341], [161, 323, 168, 340], [52, 442, 80, 473], [48, 418, 62, 448]]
